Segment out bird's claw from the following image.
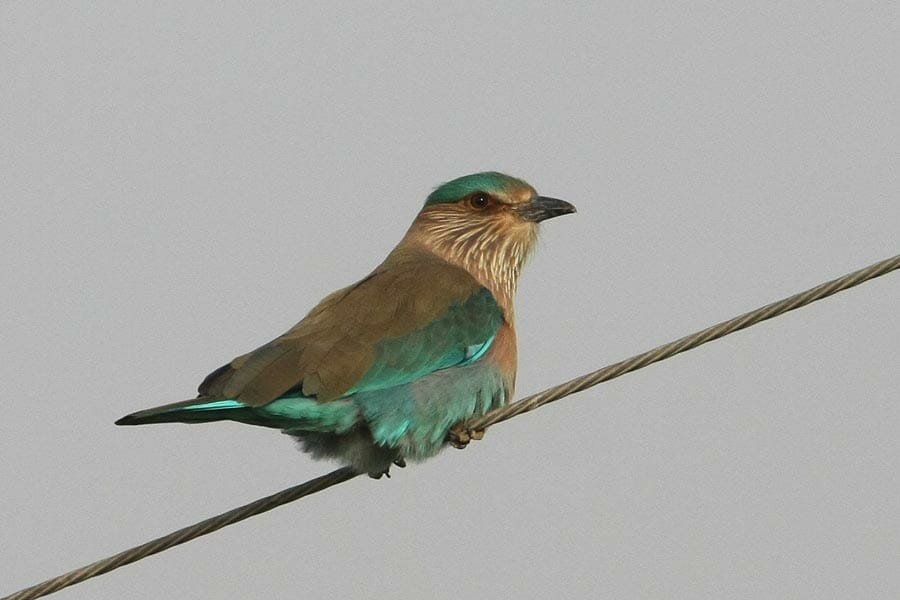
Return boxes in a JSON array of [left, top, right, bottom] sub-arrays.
[[449, 424, 485, 449], [368, 457, 406, 479]]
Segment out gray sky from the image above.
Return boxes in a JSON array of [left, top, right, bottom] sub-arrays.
[[2, 3, 899, 599]]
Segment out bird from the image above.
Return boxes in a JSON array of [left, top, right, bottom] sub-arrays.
[[116, 172, 575, 477]]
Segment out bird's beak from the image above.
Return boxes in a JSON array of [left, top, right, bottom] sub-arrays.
[[516, 196, 577, 222]]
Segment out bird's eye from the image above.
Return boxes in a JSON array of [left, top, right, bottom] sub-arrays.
[[469, 194, 490, 210]]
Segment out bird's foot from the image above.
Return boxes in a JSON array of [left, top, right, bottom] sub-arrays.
[[449, 424, 485, 449], [368, 457, 406, 479]]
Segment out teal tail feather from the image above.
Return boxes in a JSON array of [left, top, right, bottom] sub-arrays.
[[115, 395, 360, 433], [115, 399, 269, 427]]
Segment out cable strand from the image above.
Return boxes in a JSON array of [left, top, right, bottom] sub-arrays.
[[3, 467, 360, 600], [463, 254, 900, 433], [3, 253, 898, 600]]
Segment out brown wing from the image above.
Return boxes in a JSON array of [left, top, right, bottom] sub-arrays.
[[197, 248, 487, 406]]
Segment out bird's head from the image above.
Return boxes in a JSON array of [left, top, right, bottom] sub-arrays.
[[403, 172, 575, 308]]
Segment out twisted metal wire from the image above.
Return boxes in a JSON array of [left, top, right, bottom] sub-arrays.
[[4, 253, 898, 600], [3, 467, 360, 600], [462, 253, 900, 434]]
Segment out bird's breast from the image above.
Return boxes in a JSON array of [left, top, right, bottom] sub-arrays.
[[485, 320, 517, 397]]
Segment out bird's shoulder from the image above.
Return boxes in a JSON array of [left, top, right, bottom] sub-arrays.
[[198, 249, 503, 406], [294, 248, 489, 338]]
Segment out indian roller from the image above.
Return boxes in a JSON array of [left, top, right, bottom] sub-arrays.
[[116, 172, 575, 477]]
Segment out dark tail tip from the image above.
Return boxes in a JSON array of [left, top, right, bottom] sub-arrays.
[[115, 413, 143, 426]]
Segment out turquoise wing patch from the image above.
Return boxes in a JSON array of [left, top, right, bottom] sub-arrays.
[[347, 287, 503, 395]]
